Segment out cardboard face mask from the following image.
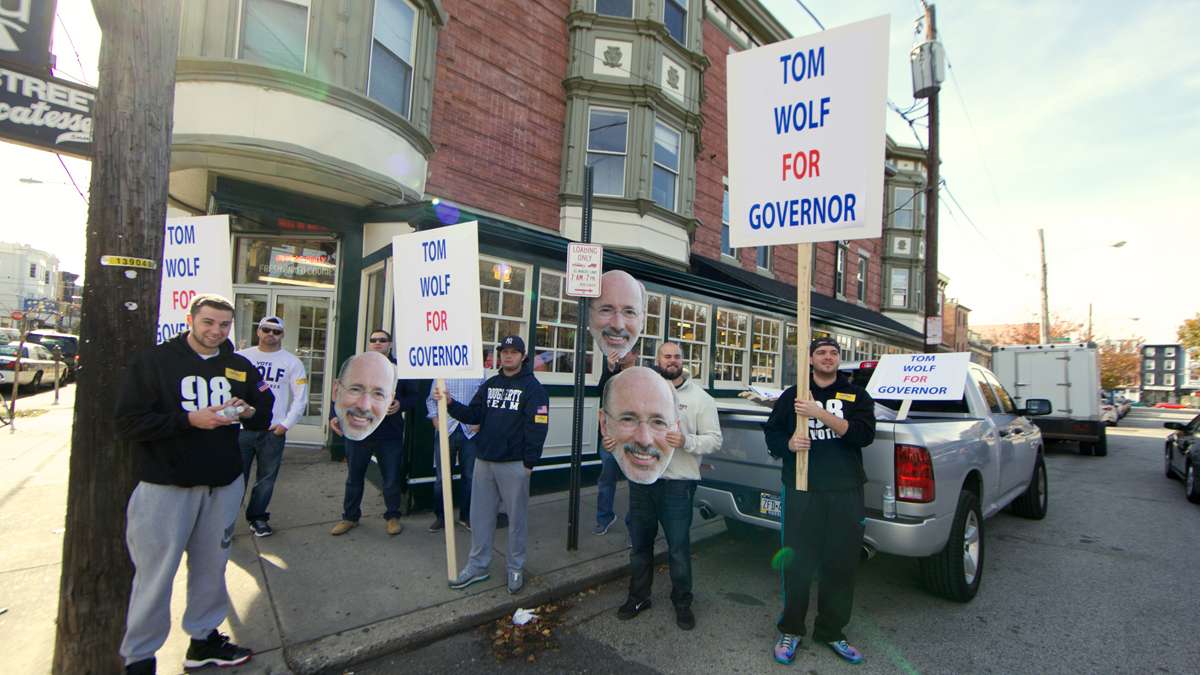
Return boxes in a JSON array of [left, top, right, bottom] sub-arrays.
[[600, 366, 678, 485], [333, 351, 397, 441], [588, 270, 646, 361]]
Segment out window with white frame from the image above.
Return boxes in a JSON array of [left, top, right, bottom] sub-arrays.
[[1146, 373, 1155, 385], [721, 187, 734, 257], [834, 242, 847, 295], [362, 261, 390, 341], [835, 333, 852, 356], [856, 254, 867, 299], [854, 338, 870, 363], [1165, 347, 1177, 357], [533, 270, 595, 377], [587, 108, 628, 197], [783, 323, 798, 387], [638, 291, 665, 368], [1145, 361, 1155, 371], [890, 267, 909, 307], [479, 257, 530, 368], [1164, 373, 1176, 386], [368, 0, 417, 118], [29, 263, 36, 278], [668, 297, 708, 381], [1143, 347, 1154, 356], [652, 120, 681, 211], [892, 186, 915, 229], [663, 0, 687, 44], [750, 316, 781, 385], [714, 308, 749, 385], [239, 0, 309, 72], [757, 245, 771, 270], [1165, 359, 1175, 371], [596, 0, 633, 17]]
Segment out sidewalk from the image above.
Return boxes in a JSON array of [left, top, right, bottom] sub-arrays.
[[0, 386, 724, 674]]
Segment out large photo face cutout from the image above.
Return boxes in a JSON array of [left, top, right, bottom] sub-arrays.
[[600, 366, 678, 484], [333, 351, 397, 441], [588, 270, 646, 360]]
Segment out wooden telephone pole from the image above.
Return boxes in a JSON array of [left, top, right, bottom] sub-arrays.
[[52, 2, 181, 671], [920, 3, 942, 353]]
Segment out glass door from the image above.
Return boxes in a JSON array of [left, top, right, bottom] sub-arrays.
[[233, 286, 333, 445]]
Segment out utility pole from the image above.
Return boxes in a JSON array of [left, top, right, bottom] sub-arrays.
[[919, 3, 941, 353], [53, 2, 181, 672], [1087, 303, 1093, 343], [1038, 228, 1050, 344]]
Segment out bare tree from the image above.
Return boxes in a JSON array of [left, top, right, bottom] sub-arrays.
[[53, 2, 181, 671]]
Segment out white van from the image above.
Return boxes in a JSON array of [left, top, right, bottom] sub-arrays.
[[991, 343, 1106, 456]]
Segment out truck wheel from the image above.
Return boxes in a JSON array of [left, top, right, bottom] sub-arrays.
[[1186, 464, 1200, 504], [1092, 432, 1108, 457], [920, 490, 984, 602], [1009, 456, 1048, 519]]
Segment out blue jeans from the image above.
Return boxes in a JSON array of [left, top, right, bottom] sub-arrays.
[[629, 479, 696, 608], [596, 448, 632, 528], [433, 426, 476, 522], [239, 429, 286, 523], [342, 436, 404, 521]]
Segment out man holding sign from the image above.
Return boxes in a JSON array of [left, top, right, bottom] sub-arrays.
[[763, 337, 875, 665], [434, 336, 549, 595]]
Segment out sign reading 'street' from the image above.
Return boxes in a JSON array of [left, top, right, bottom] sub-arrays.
[[392, 222, 484, 379], [726, 16, 889, 248], [157, 215, 232, 344]]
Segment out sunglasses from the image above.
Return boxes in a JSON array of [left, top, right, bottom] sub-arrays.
[[259, 327, 283, 335], [368, 337, 391, 344]]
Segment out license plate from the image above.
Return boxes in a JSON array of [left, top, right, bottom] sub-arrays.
[[759, 492, 781, 518]]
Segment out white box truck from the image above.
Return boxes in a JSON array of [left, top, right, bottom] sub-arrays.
[[991, 343, 1106, 456]]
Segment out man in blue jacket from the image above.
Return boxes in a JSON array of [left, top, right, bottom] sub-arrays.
[[434, 335, 549, 594]]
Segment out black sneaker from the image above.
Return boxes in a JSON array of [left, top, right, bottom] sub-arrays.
[[125, 658, 155, 675], [249, 520, 272, 537], [675, 606, 696, 631], [617, 597, 651, 620], [428, 517, 445, 532], [183, 630, 252, 670]]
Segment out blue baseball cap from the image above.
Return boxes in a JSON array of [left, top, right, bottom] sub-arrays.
[[499, 335, 526, 354]]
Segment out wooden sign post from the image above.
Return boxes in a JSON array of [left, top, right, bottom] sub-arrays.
[[434, 379, 457, 578], [793, 244, 812, 490]]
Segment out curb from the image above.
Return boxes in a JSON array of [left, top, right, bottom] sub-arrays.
[[284, 518, 725, 674]]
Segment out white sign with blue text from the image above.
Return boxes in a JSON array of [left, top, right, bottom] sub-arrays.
[[726, 15, 889, 248], [391, 221, 484, 379], [157, 215, 232, 344], [866, 352, 971, 401]]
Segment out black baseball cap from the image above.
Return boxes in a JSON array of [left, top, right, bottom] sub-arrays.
[[809, 337, 840, 355], [499, 335, 526, 354]]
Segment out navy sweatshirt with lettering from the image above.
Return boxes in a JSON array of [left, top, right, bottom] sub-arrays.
[[763, 373, 876, 492], [447, 359, 549, 468], [115, 333, 275, 488]]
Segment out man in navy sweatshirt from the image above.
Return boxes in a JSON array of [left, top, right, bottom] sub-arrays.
[[115, 294, 274, 674], [434, 335, 549, 594]]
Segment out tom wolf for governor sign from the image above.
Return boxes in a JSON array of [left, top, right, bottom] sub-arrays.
[[726, 16, 888, 248]]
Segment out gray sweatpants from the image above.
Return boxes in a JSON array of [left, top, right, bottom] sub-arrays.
[[119, 479, 244, 665], [465, 459, 530, 575]]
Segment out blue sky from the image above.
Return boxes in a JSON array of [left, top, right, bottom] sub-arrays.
[[1, 0, 1194, 343]]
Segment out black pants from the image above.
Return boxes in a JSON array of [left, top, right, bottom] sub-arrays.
[[629, 479, 696, 608], [777, 485, 864, 642]]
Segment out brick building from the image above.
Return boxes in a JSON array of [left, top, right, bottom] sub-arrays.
[[164, 0, 932, 456]]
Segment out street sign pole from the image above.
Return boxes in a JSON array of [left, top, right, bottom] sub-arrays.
[[566, 166, 594, 551]]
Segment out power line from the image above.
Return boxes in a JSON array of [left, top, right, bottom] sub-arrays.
[[944, 59, 1003, 209], [791, 0, 826, 30], [55, 155, 89, 205], [54, 13, 91, 86]]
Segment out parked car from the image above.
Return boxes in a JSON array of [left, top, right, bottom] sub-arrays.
[[1114, 397, 1132, 419], [24, 330, 79, 379], [0, 327, 19, 344], [1100, 401, 1119, 426], [697, 362, 1052, 603], [1164, 415, 1200, 503], [0, 342, 69, 389]]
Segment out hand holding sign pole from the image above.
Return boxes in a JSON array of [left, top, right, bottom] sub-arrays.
[[726, 17, 889, 491], [393, 222, 484, 581]]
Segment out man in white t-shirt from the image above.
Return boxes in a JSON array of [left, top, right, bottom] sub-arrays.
[[236, 316, 308, 537]]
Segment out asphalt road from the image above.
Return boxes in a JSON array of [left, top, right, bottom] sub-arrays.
[[357, 407, 1200, 674]]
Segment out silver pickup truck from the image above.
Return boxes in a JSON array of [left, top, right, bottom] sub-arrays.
[[696, 362, 1052, 602]]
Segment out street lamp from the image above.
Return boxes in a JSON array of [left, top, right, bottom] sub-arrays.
[[1038, 230, 1127, 343]]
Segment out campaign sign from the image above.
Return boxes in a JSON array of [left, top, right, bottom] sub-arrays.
[[726, 16, 889, 248], [866, 352, 970, 401], [392, 221, 484, 379], [157, 215, 232, 344]]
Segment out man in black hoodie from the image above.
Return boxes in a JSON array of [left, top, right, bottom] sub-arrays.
[[434, 335, 549, 595], [115, 294, 274, 675], [764, 337, 875, 667]]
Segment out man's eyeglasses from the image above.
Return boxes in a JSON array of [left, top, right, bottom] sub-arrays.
[[368, 337, 391, 344], [259, 327, 282, 335], [612, 413, 672, 433]]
